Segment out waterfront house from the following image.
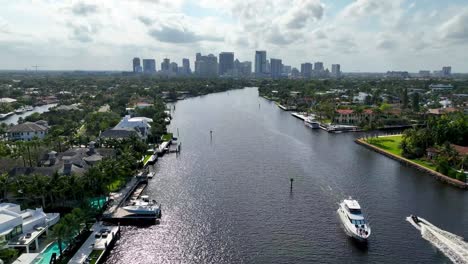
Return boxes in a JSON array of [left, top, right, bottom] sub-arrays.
[[0, 203, 59, 253], [100, 127, 144, 140], [9, 142, 116, 177], [113, 115, 152, 140], [427, 107, 458, 115], [7, 122, 48, 141], [334, 109, 374, 124]]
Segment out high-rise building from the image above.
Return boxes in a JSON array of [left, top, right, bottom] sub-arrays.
[[170, 62, 178, 73], [241, 61, 252, 77], [282, 65, 292, 75], [161, 58, 170, 72], [331, 64, 341, 78], [219, 52, 234, 76], [142, 59, 156, 73], [419, 70, 431, 78], [195, 53, 218, 77], [301, 63, 313, 78], [314, 62, 324, 72], [255, 50, 267, 77], [132, 57, 141, 73], [270, 58, 282, 79], [182, 58, 191, 74], [442, 66, 451, 76]]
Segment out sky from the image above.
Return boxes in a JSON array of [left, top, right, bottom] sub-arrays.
[[0, 0, 468, 72]]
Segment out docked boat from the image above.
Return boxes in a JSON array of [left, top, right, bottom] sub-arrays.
[[123, 196, 161, 217], [304, 116, 320, 129], [337, 197, 371, 241], [147, 172, 155, 179], [15, 107, 25, 114]]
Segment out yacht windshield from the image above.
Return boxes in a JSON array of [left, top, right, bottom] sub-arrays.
[[351, 219, 366, 225], [349, 208, 362, 214]]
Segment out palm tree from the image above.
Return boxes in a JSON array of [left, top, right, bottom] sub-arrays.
[[52, 222, 69, 255], [0, 173, 10, 200]]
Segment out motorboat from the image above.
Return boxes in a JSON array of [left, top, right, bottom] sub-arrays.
[[147, 172, 155, 179], [304, 116, 320, 129], [337, 197, 371, 241], [123, 196, 161, 217]]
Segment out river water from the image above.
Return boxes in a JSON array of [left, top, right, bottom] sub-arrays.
[[107, 88, 467, 264], [0, 104, 57, 125]]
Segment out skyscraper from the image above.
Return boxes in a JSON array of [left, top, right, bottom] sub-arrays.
[[195, 53, 218, 77], [219, 52, 234, 76], [161, 58, 170, 71], [182, 58, 191, 74], [255, 50, 267, 77], [142, 59, 156, 73], [270, 58, 282, 79], [301, 63, 312, 78], [442, 66, 451, 76], [132, 57, 141, 73], [314, 62, 324, 72], [331, 64, 341, 78], [170, 62, 178, 73]]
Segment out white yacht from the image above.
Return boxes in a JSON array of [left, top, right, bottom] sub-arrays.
[[147, 171, 155, 179], [337, 197, 371, 241], [304, 116, 320, 129], [123, 195, 161, 217]]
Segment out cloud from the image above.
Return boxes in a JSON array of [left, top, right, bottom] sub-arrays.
[[439, 9, 468, 42], [71, 2, 98, 16], [138, 16, 154, 26], [67, 22, 99, 43], [148, 25, 223, 43], [284, 0, 324, 29]]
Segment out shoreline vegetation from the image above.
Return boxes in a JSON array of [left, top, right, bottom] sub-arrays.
[[356, 135, 467, 189]]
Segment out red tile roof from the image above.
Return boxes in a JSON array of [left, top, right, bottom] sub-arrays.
[[336, 109, 354, 115], [452, 144, 468, 156]]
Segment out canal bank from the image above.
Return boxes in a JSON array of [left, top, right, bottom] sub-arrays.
[[355, 137, 467, 189], [106, 87, 468, 264]]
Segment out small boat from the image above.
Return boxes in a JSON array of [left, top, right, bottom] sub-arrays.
[[24, 106, 34, 111], [337, 197, 371, 241], [147, 172, 155, 179], [304, 117, 320, 129], [15, 107, 25, 114]]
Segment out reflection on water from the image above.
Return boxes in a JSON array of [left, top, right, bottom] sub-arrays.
[[106, 88, 468, 264]]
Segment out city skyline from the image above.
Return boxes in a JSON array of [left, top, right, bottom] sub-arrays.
[[1, 0, 468, 72]]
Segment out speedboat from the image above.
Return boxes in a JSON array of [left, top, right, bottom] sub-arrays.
[[123, 196, 161, 217], [337, 197, 371, 241], [147, 172, 155, 179], [304, 116, 320, 129]]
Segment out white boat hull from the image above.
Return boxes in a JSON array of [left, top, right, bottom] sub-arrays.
[[337, 205, 371, 241]]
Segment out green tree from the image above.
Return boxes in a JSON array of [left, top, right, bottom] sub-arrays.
[[411, 92, 420, 112], [401, 87, 408, 109]]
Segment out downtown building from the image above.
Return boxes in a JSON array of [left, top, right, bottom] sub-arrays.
[[255, 50, 268, 78], [132, 57, 142, 73], [218, 52, 234, 76], [142, 59, 156, 74], [270, 58, 283, 79], [195, 53, 218, 77], [181, 58, 191, 75], [331, 64, 341, 78], [301, 63, 313, 78]]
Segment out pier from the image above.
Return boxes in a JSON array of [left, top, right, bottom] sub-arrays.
[[102, 174, 160, 225], [68, 222, 121, 264]]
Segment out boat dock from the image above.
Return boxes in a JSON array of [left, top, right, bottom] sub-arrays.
[[291, 112, 308, 120], [102, 175, 159, 225], [68, 222, 120, 264]]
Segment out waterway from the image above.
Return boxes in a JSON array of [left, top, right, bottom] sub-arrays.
[[107, 88, 467, 263], [0, 104, 57, 125]]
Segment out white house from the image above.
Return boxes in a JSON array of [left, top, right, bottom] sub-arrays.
[[114, 115, 153, 139], [7, 122, 48, 141], [0, 203, 59, 253], [353, 92, 370, 104]]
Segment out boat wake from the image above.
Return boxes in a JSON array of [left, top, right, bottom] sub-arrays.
[[406, 216, 468, 264]]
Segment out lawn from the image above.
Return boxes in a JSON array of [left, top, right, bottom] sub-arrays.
[[88, 249, 104, 264], [108, 178, 123, 192], [366, 135, 403, 156], [366, 135, 437, 171], [161, 133, 173, 141], [143, 154, 152, 164]]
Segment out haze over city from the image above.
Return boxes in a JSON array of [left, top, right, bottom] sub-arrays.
[[1, 0, 468, 72]]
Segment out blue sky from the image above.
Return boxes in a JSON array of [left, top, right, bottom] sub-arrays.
[[0, 0, 467, 72]]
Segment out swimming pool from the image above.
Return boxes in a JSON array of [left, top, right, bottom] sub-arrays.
[[33, 241, 67, 264], [89, 197, 108, 210]]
